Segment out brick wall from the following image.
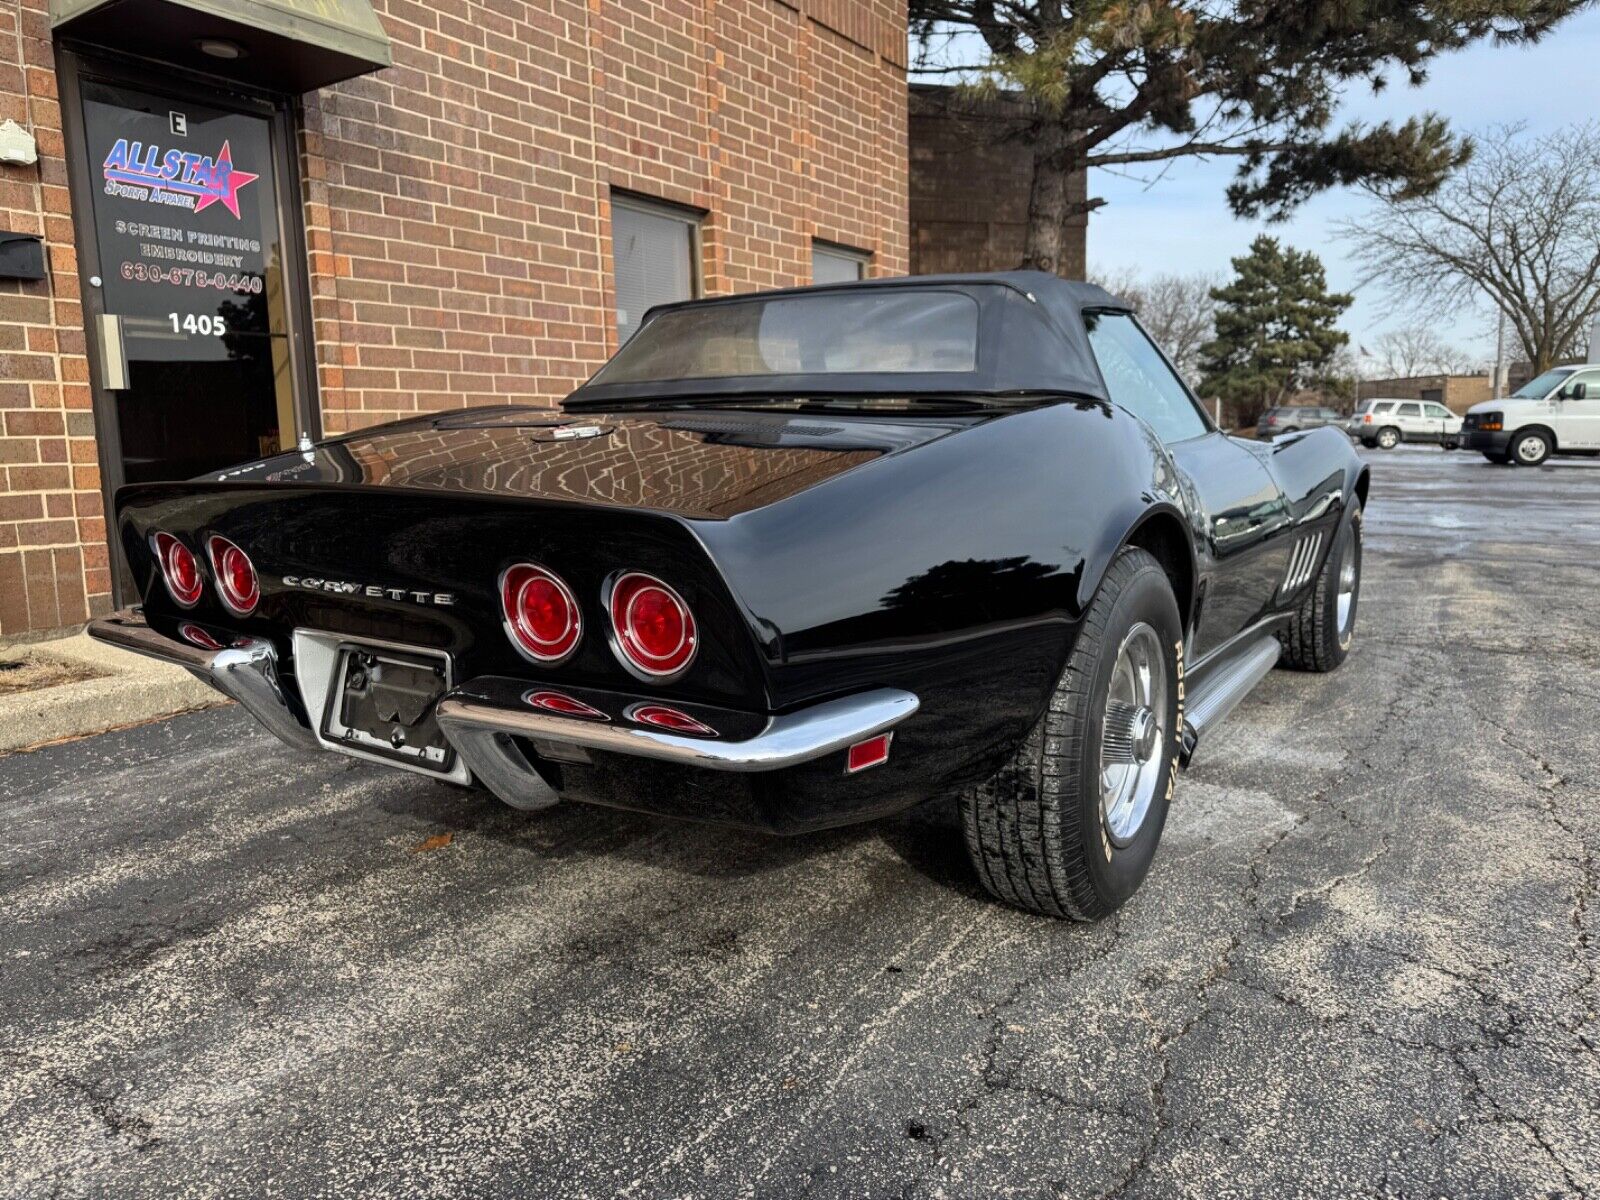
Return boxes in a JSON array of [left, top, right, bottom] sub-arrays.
[[908, 83, 1085, 279], [0, 0, 104, 638], [304, 0, 909, 435], [0, 0, 907, 637]]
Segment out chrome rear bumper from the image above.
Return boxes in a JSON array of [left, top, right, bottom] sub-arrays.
[[86, 610, 920, 810], [434, 686, 918, 809], [87, 610, 318, 751]]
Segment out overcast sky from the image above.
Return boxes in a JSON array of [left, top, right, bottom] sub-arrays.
[[916, 13, 1600, 366]]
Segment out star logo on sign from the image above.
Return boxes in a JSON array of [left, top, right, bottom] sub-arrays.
[[193, 140, 259, 219]]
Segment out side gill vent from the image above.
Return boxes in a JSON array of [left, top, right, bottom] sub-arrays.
[[1280, 531, 1324, 597]]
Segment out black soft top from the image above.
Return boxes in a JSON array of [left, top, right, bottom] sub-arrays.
[[564, 271, 1130, 408]]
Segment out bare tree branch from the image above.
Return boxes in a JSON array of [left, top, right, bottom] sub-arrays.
[[1340, 123, 1600, 371]]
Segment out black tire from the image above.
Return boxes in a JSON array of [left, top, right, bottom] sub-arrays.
[[1511, 429, 1552, 466], [960, 547, 1182, 920], [1279, 499, 1362, 672], [1360, 438, 1377, 449], [1483, 451, 1510, 465], [1279, 426, 1300, 436], [1375, 426, 1401, 450]]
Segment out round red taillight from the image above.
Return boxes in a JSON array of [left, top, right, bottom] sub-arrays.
[[206, 535, 259, 616], [608, 572, 697, 679], [151, 532, 203, 608], [501, 563, 582, 664]]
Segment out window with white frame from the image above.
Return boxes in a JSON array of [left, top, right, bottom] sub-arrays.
[[812, 241, 869, 285], [612, 196, 700, 345]]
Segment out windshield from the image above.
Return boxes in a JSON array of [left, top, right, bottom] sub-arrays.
[[590, 289, 981, 385], [1512, 367, 1579, 399]]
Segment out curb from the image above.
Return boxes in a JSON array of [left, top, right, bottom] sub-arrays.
[[0, 631, 225, 755]]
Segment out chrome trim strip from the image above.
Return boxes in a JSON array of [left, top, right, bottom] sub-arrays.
[[1186, 612, 1290, 679], [87, 609, 318, 751], [1184, 635, 1280, 738], [436, 686, 919, 775]]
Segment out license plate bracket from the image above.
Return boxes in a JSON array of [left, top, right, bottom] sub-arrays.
[[321, 642, 455, 775]]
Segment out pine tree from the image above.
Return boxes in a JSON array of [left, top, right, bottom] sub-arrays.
[[909, 1, 1590, 272], [1197, 237, 1353, 428]]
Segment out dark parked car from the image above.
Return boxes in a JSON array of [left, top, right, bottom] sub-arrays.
[[1257, 405, 1346, 438], [90, 272, 1368, 920]]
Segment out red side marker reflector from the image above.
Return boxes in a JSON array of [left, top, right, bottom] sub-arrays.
[[525, 690, 608, 722], [178, 623, 224, 651], [846, 732, 893, 774], [628, 704, 717, 737]]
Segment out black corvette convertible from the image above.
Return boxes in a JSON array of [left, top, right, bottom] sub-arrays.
[[90, 271, 1367, 919]]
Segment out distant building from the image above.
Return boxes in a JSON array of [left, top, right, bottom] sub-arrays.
[[1356, 374, 1494, 415], [908, 84, 1088, 279]]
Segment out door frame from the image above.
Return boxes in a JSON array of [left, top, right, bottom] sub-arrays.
[[55, 42, 321, 603]]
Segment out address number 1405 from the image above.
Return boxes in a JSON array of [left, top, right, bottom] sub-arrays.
[[168, 313, 228, 336]]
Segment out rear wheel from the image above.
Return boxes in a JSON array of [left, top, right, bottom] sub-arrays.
[[1279, 499, 1362, 672], [1376, 426, 1401, 450], [960, 547, 1181, 920]]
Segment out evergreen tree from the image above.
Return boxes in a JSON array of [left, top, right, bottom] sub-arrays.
[[1198, 237, 1353, 427], [909, 1, 1591, 272]]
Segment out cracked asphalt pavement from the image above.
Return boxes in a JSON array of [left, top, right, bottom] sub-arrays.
[[2, 445, 1597, 1198]]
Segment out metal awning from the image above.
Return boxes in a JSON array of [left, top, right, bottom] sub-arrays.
[[51, 0, 391, 93]]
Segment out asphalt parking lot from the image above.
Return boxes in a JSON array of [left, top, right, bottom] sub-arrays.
[[2, 445, 1596, 1199]]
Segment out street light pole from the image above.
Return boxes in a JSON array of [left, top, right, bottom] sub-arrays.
[[1492, 308, 1505, 398]]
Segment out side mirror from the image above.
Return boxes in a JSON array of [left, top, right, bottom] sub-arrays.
[[1572, 383, 1588, 400]]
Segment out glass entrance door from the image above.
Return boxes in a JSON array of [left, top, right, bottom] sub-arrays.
[[75, 77, 302, 483]]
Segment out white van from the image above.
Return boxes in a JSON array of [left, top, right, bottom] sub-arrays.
[[1460, 365, 1600, 465]]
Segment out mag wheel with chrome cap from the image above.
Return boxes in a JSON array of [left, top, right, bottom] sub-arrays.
[[1099, 623, 1169, 849], [961, 546, 1182, 920]]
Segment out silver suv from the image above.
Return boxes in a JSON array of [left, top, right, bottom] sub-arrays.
[[1348, 398, 1464, 449], [1256, 405, 1345, 438]]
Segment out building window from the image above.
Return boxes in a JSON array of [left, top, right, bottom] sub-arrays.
[[812, 241, 869, 284], [612, 196, 700, 345]]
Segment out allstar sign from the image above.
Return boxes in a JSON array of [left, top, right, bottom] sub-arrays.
[[101, 137, 259, 219]]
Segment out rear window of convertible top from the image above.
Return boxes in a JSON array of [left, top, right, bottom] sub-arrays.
[[593, 289, 980, 384]]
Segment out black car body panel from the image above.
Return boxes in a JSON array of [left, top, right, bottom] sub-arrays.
[[102, 271, 1368, 833]]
